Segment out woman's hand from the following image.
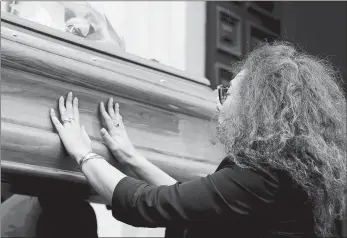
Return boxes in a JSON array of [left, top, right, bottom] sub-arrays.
[[50, 92, 92, 163], [99, 98, 139, 165]]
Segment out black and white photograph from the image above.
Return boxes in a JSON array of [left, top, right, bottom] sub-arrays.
[[1, 1, 346, 238]]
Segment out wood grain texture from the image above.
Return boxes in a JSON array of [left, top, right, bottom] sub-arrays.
[[1, 11, 210, 86], [1, 19, 225, 202], [1, 25, 215, 119]]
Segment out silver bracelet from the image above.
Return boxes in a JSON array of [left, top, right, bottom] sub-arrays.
[[79, 152, 107, 168]]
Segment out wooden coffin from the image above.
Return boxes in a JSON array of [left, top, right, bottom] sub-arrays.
[[1, 12, 224, 203]]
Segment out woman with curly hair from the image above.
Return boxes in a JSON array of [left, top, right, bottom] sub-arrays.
[[49, 41, 346, 238]]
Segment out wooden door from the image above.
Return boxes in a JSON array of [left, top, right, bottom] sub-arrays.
[[205, 1, 281, 89]]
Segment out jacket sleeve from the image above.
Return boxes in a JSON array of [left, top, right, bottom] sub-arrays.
[[111, 163, 280, 228]]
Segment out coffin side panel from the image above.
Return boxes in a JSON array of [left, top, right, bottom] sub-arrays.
[[1, 20, 225, 202]]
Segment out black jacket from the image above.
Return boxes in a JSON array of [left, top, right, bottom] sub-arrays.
[[112, 156, 315, 238]]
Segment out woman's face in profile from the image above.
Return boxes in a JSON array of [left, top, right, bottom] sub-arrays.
[[217, 69, 246, 124]]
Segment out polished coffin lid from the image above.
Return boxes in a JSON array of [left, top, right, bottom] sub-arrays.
[[1, 12, 224, 203]]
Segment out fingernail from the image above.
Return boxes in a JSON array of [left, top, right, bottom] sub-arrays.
[[101, 128, 106, 133], [50, 108, 54, 112]]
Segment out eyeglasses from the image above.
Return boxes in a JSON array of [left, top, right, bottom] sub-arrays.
[[217, 84, 230, 105]]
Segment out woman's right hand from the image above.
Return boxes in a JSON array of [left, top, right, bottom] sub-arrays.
[[99, 98, 140, 165]]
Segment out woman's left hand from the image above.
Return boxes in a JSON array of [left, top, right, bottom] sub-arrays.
[[50, 92, 92, 163]]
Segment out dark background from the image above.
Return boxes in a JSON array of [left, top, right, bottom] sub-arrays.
[[206, 1, 347, 95], [282, 1, 347, 94]]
